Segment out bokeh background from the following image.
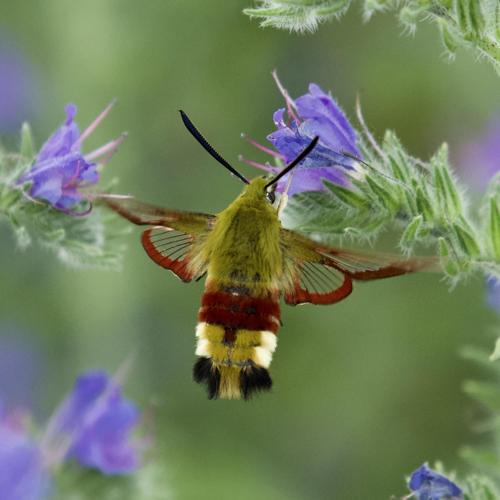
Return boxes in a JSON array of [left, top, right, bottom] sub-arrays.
[[1, 1, 499, 498]]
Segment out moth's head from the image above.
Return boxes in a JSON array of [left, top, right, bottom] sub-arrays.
[[179, 110, 318, 205], [241, 177, 276, 205]]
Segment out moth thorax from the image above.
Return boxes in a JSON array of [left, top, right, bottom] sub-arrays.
[[193, 322, 277, 400]]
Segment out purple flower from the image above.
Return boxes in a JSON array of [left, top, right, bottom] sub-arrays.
[[408, 464, 463, 500], [0, 369, 143, 500], [19, 102, 125, 215], [456, 114, 500, 313], [243, 72, 361, 196], [0, 329, 42, 410], [458, 114, 500, 191], [48, 370, 141, 475], [487, 276, 500, 313], [0, 410, 50, 500], [0, 35, 37, 134]]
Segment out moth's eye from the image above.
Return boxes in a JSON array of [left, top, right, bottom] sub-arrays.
[[266, 191, 276, 204]]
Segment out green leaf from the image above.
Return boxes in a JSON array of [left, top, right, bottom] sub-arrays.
[[324, 181, 367, 209], [463, 379, 500, 411], [19, 122, 35, 159], [489, 197, 500, 260], [453, 222, 481, 258], [244, 0, 500, 74], [438, 18, 460, 55], [400, 215, 423, 251], [468, 0, 485, 37], [438, 237, 460, 277], [431, 144, 462, 218], [462, 473, 500, 499], [489, 337, 500, 362], [243, 0, 351, 32], [364, 175, 399, 211], [415, 186, 434, 221]]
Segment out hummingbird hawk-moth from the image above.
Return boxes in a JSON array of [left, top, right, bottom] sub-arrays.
[[101, 111, 433, 400]]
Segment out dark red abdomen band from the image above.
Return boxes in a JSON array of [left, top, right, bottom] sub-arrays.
[[198, 291, 280, 333]]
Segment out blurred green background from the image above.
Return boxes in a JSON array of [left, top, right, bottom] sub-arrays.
[[0, 1, 499, 499]]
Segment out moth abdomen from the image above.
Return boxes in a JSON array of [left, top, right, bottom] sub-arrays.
[[193, 289, 280, 400]]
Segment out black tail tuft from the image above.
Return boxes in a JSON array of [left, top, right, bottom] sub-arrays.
[[193, 357, 220, 399], [240, 364, 273, 400]]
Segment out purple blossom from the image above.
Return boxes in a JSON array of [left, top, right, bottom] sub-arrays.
[[0, 410, 50, 500], [48, 370, 141, 475], [0, 329, 42, 410], [457, 114, 500, 313], [243, 73, 361, 196], [18, 102, 124, 215], [0, 35, 37, 134], [408, 464, 462, 500], [0, 369, 142, 500], [458, 114, 500, 191], [487, 276, 500, 313]]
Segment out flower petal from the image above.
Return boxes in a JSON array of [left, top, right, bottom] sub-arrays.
[[261, 80, 362, 196], [297, 84, 358, 147], [52, 371, 141, 475], [0, 423, 50, 500], [408, 464, 462, 500], [37, 104, 80, 162]]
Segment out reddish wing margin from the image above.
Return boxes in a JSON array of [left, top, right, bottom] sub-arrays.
[[280, 229, 437, 306], [99, 194, 215, 282]]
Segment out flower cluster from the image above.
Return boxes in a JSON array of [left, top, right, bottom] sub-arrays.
[[18, 102, 125, 215], [1, 370, 142, 500], [407, 464, 463, 500], [243, 72, 361, 196]]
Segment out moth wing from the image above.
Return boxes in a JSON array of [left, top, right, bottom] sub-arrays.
[[280, 229, 437, 305], [99, 194, 215, 282]]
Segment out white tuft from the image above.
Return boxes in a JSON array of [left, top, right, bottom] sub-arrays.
[[195, 323, 208, 339], [260, 331, 277, 352], [195, 339, 211, 357], [253, 346, 273, 368]]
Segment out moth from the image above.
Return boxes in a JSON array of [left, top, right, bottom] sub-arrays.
[[101, 111, 433, 400]]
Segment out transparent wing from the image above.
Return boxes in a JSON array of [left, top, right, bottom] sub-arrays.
[[280, 228, 437, 305], [99, 194, 214, 282]]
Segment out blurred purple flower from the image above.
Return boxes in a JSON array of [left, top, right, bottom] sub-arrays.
[[0, 329, 42, 410], [487, 276, 500, 313], [408, 464, 462, 500], [242, 72, 361, 196], [458, 114, 500, 191], [0, 368, 142, 499], [50, 370, 141, 474], [0, 410, 50, 500], [0, 37, 37, 134], [457, 115, 500, 312], [18, 102, 125, 215]]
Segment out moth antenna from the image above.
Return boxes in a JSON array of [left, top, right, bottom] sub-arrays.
[[179, 110, 250, 185], [339, 149, 413, 191], [265, 136, 318, 189]]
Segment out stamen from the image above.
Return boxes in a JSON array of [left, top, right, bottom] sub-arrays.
[[85, 132, 127, 164], [73, 99, 117, 150], [238, 155, 278, 173], [241, 133, 284, 159], [277, 169, 295, 217], [272, 70, 300, 124]]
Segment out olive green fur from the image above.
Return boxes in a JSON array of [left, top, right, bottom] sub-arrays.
[[199, 177, 282, 291]]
